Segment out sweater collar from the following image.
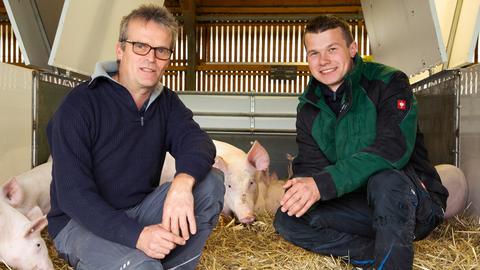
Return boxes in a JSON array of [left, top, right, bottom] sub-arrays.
[[89, 61, 164, 111], [90, 61, 118, 81]]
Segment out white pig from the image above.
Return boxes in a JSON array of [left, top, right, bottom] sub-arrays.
[[1, 161, 52, 215], [160, 140, 270, 224], [0, 201, 54, 270], [254, 170, 285, 214], [435, 164, 468, 219]]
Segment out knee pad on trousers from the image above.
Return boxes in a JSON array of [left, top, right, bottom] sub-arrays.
[[132, 260, 164, 270]]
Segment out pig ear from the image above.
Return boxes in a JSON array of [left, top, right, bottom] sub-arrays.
[[247, 141, 270, 171], [255, 170, 270, 185], [213, 156, 228, 173], [24, 216, 48, 238], [263, 171, 279, 185], [26, 206, 44, 221], [270, 171, 279, 181], [2, 177, 24, 207], [286, 153, 294, 179]]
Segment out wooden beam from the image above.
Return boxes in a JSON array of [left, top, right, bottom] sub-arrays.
[[0, 0, 6, 14], [196, 63, 310, 72], [196, 0, 361, 7], [180, 0, 197, 91], [197, 6, 362, 14], [166, 66, 188, 71]]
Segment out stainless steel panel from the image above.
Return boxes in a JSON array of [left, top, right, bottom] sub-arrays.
[[179, 94, 251, 114], [459, 64, 480, 216], [178, 92, 298, 132], [254, 95, 298, 114], [412, 70, 458, 165], [193, 115, 252, 131]]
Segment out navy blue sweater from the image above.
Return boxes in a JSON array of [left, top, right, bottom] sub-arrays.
[[47, 75, 215, 248]]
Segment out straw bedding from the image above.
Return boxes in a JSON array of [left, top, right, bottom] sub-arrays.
[[1, 213, 478, 270], [199, 213, 480, 269]]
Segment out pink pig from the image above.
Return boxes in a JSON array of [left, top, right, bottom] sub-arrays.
[[0, 201, 54, 270], [2, 161, 52, 215], [213, 140, 270, 224], [435, 164, 468, 219], [160, 140, 270, 224]]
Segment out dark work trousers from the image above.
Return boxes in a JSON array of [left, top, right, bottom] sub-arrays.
[[274, 169, 444, 270]]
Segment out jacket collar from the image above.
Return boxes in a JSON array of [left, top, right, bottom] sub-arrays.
[[300, 54, 363, 107]]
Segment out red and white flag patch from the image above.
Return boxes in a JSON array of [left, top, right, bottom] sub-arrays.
[[397, 99, 407, 110]]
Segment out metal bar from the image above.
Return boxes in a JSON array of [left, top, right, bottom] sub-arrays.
[[177, 90, 299, 97], [204, 128, 296, 134], [31, 70, 39, 167], [455, 70, 461, 166], [194, 112, 296, 117]]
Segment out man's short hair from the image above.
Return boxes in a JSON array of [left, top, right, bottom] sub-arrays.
[[305, 15, 354, 46], [119, 4, 178, 50]]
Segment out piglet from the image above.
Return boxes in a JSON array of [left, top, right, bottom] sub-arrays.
[[435, 164, 468, 219], [254, 170, 285, 214], [2, 161, 52, 215], [160, 140, 270, 224], [0, 201, 54, 270]]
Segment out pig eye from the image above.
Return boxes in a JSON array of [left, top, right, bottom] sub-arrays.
[[228, 184, 231, 188], [250, 181, 254, 185]]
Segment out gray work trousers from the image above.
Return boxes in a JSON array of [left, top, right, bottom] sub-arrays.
[[53, 169, 225, 270]]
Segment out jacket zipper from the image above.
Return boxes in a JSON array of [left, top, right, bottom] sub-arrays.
[[337, 80, 352, 122]]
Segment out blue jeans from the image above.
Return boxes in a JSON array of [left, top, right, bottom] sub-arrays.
[[274, 169, 444, 270], [54, 169, 225, 270]]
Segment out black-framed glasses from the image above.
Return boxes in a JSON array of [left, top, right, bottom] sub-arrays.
[[123, 40, 173, 60]]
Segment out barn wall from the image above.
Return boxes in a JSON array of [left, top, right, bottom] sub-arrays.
[[0, 63, 33, 183]]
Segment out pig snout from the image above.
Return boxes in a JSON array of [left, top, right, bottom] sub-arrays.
[[33, 262, 54, 270], [231, 204, 257, 224], [38, 256, 55, 270], [238, 214, 256, 224], [234, 193, 256, 224]]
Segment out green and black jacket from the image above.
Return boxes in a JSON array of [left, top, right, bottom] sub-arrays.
[[293, 54, 448, 209]]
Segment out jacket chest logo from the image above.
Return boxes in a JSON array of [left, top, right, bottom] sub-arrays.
[[397, 99, 407, 110]]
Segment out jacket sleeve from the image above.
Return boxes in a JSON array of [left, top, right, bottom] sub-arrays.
[[292, 102, 337, 199], [164, 91, 215, 182], [48, 94, 144, 248], [325, 71, 418, 198]]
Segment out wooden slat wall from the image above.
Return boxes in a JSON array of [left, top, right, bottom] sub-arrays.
[[163, 19, 371, 93], [162, 19, 187, 91], [200, 21, 308, 63], [0, 21, 23, 64], [3, 15, 478, 93]]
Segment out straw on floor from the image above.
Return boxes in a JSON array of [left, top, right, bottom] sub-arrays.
[[2, 213, 478, 270], [198, 213, 480, 269]]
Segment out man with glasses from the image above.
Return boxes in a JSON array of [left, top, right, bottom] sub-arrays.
[[47, 5, 224, 270]]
